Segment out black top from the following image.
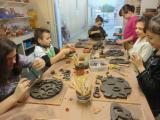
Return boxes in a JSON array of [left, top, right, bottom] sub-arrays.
[[137, 50, 160, 116], [88, 25, 107, 40], [41, 47, 60, 67]]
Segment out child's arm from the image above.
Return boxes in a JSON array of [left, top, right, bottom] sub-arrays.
[[0, 79, 29, 115], [113, 33, 124, 36], [50, 48, 70, 65], [116, 36, 133, 44], [88, 26, 100, 36], [89, 30, 100, 35]]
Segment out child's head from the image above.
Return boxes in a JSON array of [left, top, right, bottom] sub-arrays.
[[95, 17, 103, 27], [0, 38, 17, 71], [135, 16, 151, 38], [34, 28, 51, 47], [119, 4, 135, 19], [147, 13, 160, 49]]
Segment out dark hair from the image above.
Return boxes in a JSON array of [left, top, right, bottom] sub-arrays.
[[95, 16, 103, 23], [148, 13, 160, 35], [0, 38, 21, 86], [119, 4, 135, 16], [34, 28, 50, 45], [137, 16, 152, 33]]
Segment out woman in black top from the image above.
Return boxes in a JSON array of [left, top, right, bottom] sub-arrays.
[[131, 13, 160, 116]]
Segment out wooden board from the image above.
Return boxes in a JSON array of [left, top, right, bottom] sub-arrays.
[[104, 102, 145, 120], [91, 64, 146, 105], [23, 83, 68, 106]]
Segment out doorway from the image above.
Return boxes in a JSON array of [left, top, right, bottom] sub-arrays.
[[88, 0, 124, 38]]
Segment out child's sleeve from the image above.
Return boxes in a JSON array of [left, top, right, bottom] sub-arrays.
[[34, 46, 51, 67], [54, 47, 60, 54], [34, 46, 46, 57]]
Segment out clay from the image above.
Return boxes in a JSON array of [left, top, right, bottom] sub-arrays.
[[99, 50, 106, 58], [109, 58, 129, 64], [93, 92, 101, 98], [83, 48, 90, 53], [75, 63, 89, 70], [92, 41, 103, 50], [93, 87, 101, 98], [75, 41, 86, 48], [111, 103, 138, 120], [66, 59, 71, 64], [30, 79, 63, 99], [50, 70, 55, 75], [60, 69, 71, 81], [100, 76, 132, 99], [95, 79, 100, 84], [75, 68, 85, 76], [66, 51, 76, 57], [79, 56, 85, 61], [106, 39, 121, 45], [78, 38, 88, 42], [65, 107, 69, 112], [86, 71, 89, 74], [105, 49, 124, 57], [96, 75, 104, 81], [90, 61, 106, 67]]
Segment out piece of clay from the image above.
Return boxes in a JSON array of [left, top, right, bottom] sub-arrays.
[[100, 76, 132, 99], [30, 79, 63, 99], [109, 58, 129, 64], [111, 102, 138, 120], [105, 49, 124, 57], [93, 92, 101, 98], [50, 70, 55, 75]]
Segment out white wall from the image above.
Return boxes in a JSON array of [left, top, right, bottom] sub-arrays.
[[28, 0, 58, 47], [140, 0, 158, 14], [59, 0, 88, 38]]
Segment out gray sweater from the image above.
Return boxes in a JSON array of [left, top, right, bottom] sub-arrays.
[[0, 54, 35, 101]]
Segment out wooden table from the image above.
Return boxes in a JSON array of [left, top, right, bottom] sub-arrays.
[[0, 44, 155, 120]]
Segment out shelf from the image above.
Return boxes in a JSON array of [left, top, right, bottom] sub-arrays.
[[0, 16, 31, 22], [10, 32, 34, 45], [0, 0, 30, 7], [25, 44, 35, 51]]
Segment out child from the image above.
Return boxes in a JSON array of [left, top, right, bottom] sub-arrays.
[[34, 28, 75, 67], [88, 16, 107, 41], [114, 4, 138, 44], [0, 38, 45, 115], [125, 16, 154, 62]]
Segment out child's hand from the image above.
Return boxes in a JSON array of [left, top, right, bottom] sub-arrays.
[[65, 44, 76, 51], [61, 48, 71, 55], [124, 42, 133, 50], [113, 33, 121, 36], [13, 78, 30, 102], [96, 30, 100, 33], [90, 30, 100, 35], [113, 33, 118, 36], [131, 53, 145, 73], [32, 58, 45, 70], [116, 40, 125, 44]]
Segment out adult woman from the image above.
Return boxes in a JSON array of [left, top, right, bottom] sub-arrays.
[[0, 38, 45, 115], [131, 13, 160, 117]]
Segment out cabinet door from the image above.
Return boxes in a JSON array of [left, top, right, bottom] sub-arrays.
[[30, 0, 59, 47]]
